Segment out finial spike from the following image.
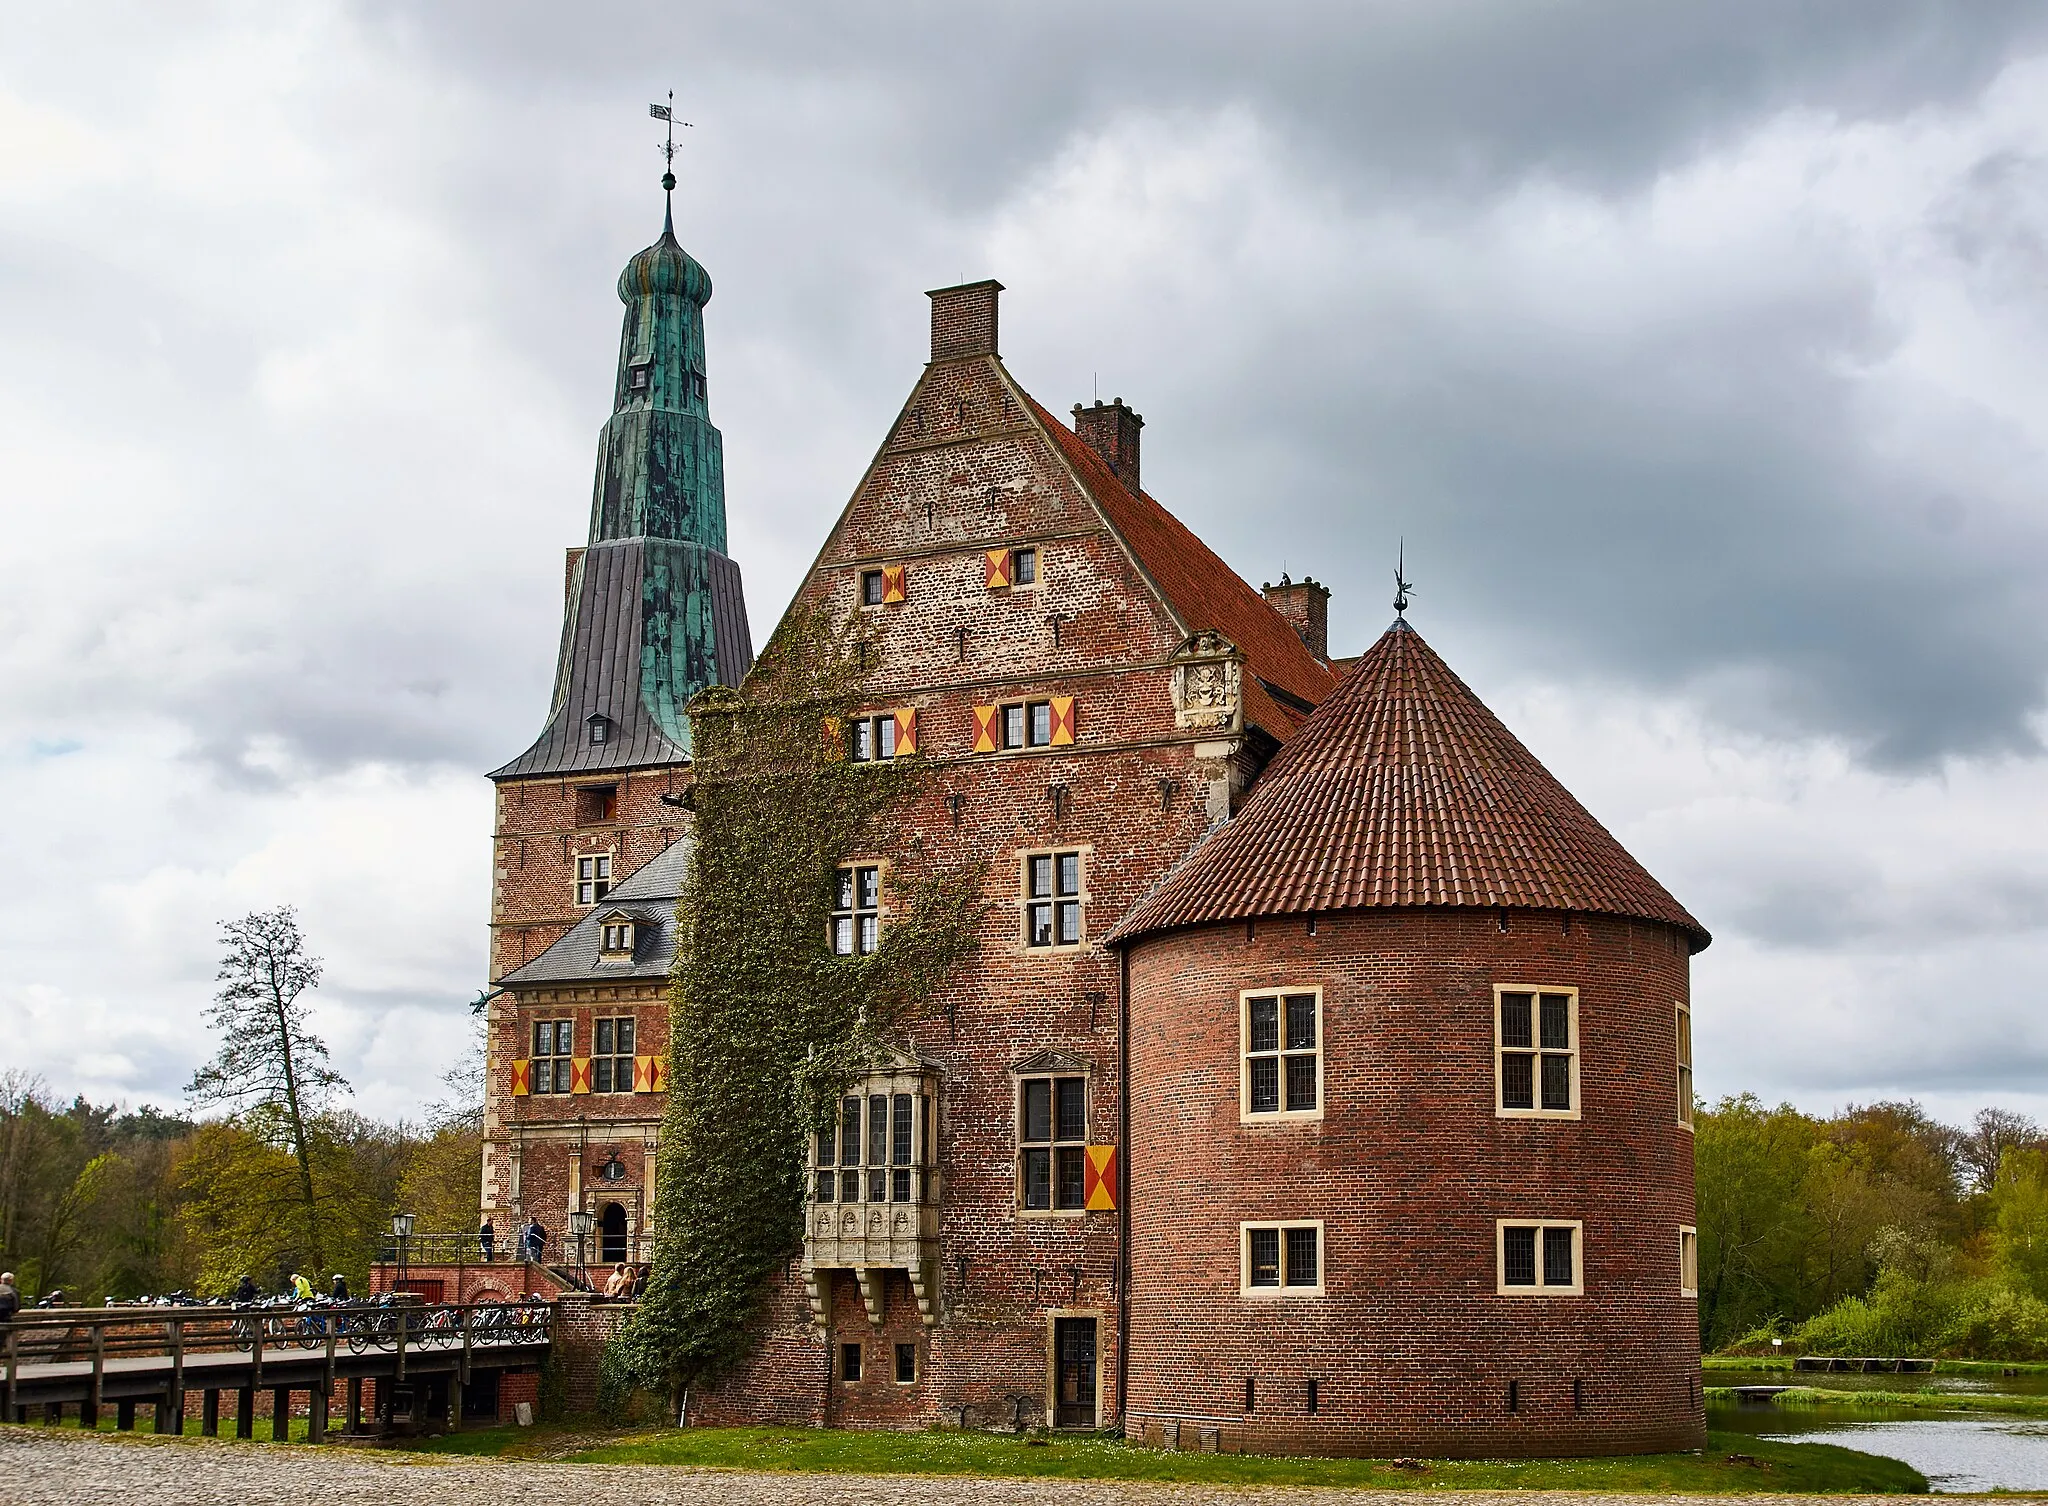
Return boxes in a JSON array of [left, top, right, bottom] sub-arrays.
[[649, 90, 692, 235], [1393, 538, 1413, 618]]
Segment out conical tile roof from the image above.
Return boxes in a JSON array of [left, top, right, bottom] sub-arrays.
[[1108, 620, 1709, 949]]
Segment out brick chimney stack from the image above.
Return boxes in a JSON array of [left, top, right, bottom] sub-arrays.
[[1072, 398, 1144, 492], [928, 280, 1004, 361], [1262, 574, 1331, 661]]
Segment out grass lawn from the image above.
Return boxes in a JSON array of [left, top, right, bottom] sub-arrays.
[[409, 1422, 1927, 1492], [1708, 1383, 2048, 1420]]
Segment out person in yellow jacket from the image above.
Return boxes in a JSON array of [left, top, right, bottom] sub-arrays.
[[290, 1272, 314, 1301]]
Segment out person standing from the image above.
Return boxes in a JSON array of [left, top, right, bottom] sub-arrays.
[[522, 1216, 546, 1263], [479, 1215, 496, 1263], [0, 1271, 19, 1326]]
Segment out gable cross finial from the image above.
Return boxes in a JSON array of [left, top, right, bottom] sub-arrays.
[[1393, 538, 1414, 618], [649, 92, 693, 231]]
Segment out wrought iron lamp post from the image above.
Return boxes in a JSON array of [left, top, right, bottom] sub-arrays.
[[392, 1212, 416, 1290], [569, 1210, 595, 1290]]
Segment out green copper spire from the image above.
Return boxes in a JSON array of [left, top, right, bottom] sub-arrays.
[[491, 200, 753, 781], [590, 222, 725, 549]]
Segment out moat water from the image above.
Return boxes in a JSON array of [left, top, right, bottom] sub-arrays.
[[1708, 1370, 2048, 1493]]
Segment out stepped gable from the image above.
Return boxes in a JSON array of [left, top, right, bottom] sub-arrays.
[[1019, 393, 1336, 740], [1108, 618, 1709, 947]]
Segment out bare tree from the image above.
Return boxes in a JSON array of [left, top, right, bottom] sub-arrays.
[[1959, 1107, 2043, 1194], [187, 908, 345, 1266]]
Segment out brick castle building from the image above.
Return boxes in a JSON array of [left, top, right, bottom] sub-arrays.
[[474, 202, 1709, 1455]]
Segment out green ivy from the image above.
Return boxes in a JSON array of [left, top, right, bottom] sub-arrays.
[[620, 607, 983, 1396]]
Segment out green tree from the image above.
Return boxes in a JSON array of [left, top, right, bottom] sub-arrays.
[[1989, 1147, 2048, 1300], [187, 907, 344, 1268], [1694, 1094, 1819, 1346]]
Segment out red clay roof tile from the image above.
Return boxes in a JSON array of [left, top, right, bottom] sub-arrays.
[[1020, 393, 1336, 738], [1107, 620, 1709, 948]]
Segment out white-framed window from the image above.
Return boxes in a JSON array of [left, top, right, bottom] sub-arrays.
[[1676, 1002, 1695, 1129], [1241, 988, 1322, 1121], [599, 920, 635, 955], [1680, 1225, 1699, 1297], [1022, 850, 1085, 949], [531, 1019, 573, 1095], [575, 852, 613, 906], [1497, 1219, 1583, 1296], [1496, 985, 1578, 1118], [1017, 1074, 1087, 1213], [592, 1016, 635, 1094], [830, 864, 881, 956], [1240, 1221, 1324, 1296], [1004, 700, 1054, 749]]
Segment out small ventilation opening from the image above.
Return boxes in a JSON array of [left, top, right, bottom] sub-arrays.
[[1508, 1379, 1520, 1414], [1306, 1378, 1319, 1415], [1243, 1376, 1255, 1413]]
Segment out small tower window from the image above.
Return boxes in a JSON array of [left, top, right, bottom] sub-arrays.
[[587, 715, 613, 746], [600, 920, 636, 955], [628, 363, 652, 393]]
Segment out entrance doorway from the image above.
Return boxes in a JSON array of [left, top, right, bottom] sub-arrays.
[[1052, 1316, 1097, 1428], [599, 1202, 628, 1264]]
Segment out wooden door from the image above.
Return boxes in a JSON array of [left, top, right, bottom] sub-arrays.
[[1053, 1317, 1097, 1428]]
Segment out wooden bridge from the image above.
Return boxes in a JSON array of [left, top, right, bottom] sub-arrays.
[[2, 1299, 552, 1441]]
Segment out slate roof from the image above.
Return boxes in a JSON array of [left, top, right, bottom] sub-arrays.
[[1107, 619, 1709, 948], [499, 834, 693, 986], [1019, 394, 1337, 741], [489, 538, 753, 779]]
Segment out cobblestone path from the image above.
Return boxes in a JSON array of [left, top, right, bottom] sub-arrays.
[[0, 1427, 1927, 1506]]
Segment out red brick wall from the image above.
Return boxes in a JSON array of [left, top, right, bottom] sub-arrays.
[[1123, 906, 1702, 1457]]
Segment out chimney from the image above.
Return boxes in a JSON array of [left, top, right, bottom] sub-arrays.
[[1072, 398, 1144, 492], [927, 280, 1004, 361], [1261, 573, 1330, 660]]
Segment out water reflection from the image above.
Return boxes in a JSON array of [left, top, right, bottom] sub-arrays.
[[1711, 1366, 2048, 1398], [1711, 1400, 2048, 1493]]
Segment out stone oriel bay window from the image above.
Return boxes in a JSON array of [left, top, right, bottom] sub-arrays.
[[1241, 1220, 1323, 1296], [1241, 987, 1322, 1121], [1497, 1219, 1583, 1295], [804, 1049, 941, 1329], [1495, 985, 1579, 1119]]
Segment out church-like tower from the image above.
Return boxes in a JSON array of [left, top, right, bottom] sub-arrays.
[[493, 208, 752, 780]]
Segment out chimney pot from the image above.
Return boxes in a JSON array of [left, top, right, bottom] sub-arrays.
[[927, 280, 1004, 362], [1071, 397, 1144, 492]]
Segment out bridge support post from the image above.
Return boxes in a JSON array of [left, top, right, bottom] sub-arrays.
[[235, 1387, 253, 1439], [153, 1394, 172, 1433], [116, 1399, 135, 1431], [271, 1386, 291, 1441], [346, 1377, 362, 1435], [202, 1389, 219, 1436], [308, 1386, 327, 1444], [78, 1397, 97, 1431], [42, 1402, 61, 1426]]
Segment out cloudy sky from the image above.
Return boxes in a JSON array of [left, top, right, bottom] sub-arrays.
[[5, 1, 2047, 1127]]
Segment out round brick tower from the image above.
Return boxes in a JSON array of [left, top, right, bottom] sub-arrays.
[[1108, 618, 1709, 1457]]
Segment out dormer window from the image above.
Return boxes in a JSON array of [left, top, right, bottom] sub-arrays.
[[600, 919, 637, 956], [629, 363, 652, 393], [587, 715, 613, 746]]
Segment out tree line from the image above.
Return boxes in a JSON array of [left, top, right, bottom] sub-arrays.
[[0, 909, 481, 1301], [1697, 1095, 2048, 1357]]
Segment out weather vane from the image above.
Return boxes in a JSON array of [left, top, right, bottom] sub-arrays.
[[1393, 538, 1414, 617], [649, 92, 693, 223]]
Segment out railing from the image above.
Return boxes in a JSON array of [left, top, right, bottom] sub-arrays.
[[2, 1298, 555, 1417], [379, 1231, 655, 1281]]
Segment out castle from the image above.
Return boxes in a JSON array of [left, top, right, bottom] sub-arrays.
[[472, 200, 1709, 1455]]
